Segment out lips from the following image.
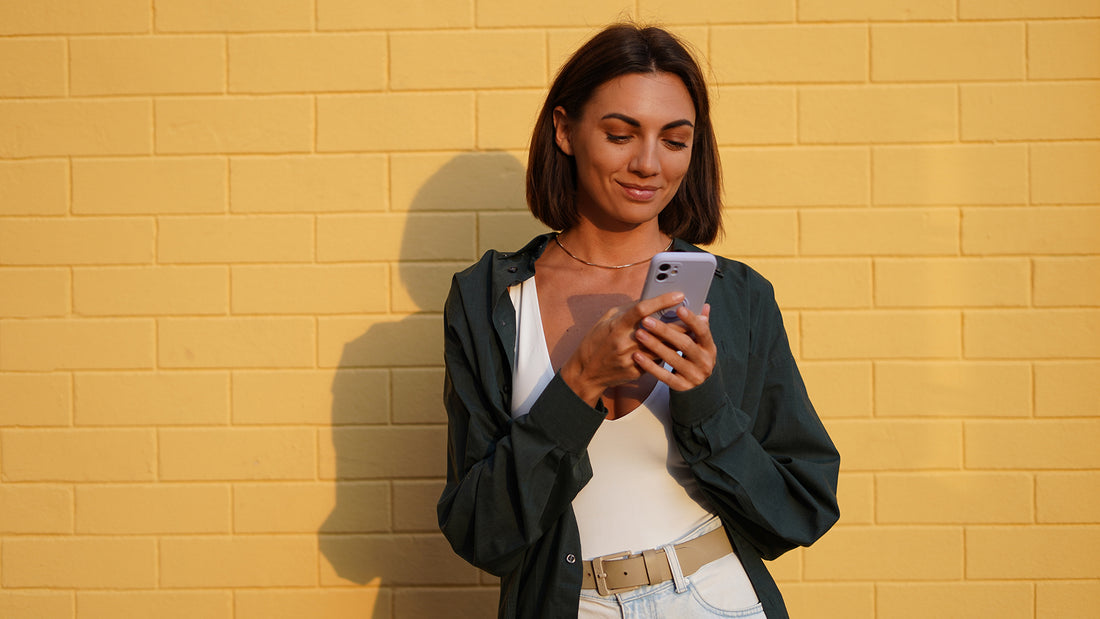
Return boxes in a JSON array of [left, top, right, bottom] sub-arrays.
[[617, 181, 660, 201]]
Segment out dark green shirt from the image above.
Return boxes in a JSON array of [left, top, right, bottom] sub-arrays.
[[438, 234, 840, 618]]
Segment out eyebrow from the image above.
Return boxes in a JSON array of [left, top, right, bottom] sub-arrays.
[[601, 113, 694, 131]]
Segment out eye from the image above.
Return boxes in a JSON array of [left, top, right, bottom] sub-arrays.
[[664, 139, 689, 151], [605, 134, 631, 144]]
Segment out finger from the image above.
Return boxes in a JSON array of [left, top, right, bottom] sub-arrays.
[[640, 314, 701, 353], [675, 305, 715, 350], [631, 291, 685, 322], [634, 327, 704, 382], [631, 351, 692, 391]]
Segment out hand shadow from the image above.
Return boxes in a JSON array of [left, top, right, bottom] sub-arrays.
[[320, 152, 544, 617]]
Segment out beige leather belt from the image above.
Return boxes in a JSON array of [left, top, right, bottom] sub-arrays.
[[580, 527, 733, 596]]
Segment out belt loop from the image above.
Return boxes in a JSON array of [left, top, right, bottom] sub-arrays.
[[660, 543, 689, 594]]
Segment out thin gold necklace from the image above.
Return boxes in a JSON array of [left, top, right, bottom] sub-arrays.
[[554, 234, 673, 270]]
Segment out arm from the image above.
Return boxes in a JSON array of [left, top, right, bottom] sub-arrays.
[[436, 276, 604, 576], [668, 278, 840, 561]]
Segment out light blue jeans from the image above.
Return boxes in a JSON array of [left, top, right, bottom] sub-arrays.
[[578, 517, 766, 618]]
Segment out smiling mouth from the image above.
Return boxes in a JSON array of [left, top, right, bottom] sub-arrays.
[[617, 181, 661, 201]]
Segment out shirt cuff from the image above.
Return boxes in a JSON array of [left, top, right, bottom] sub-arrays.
[[527, 372, 606, 454]]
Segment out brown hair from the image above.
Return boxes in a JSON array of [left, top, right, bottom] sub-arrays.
[[526, 24, 722, 245]]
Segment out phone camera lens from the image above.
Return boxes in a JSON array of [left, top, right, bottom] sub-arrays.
[[656, 273, 668, 281], [658, 263, 671, 271]]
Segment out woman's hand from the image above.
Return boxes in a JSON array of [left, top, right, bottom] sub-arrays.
[[632, 303, 716, 391], [559, 291, 687, 406]]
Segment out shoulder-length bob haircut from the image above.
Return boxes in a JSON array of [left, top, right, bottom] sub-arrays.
[[526, 24, 722, 245]]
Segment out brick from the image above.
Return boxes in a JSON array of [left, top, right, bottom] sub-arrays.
[[722, 148, 868, 206], [232, 264, 387, 314], [0, 217, 154, 266], [391, 151, 527, 213], [74, 371, 229, 426], [159, 428, 315, 480], [837, 473, 874, 525], [747, 259, 870, 309], [804, 526, 962, 580], [0, 319, 154, 371], [73, 266, 228, 316], [0, 485, 72, 533], [394, 480, 446, 532], [319, 315, 444, 368], [875, 361, 1030, 417], [318, 0, 471, 29], [873, 145, 1027, 206], [872, 23, 1024, 81], [781, 583, 874, 619], [73, 157, 226, 215], [0, 592, 73, 619], [159, 317, 314, 369], [477, 91, 545, 150], [1035, 362, 1100, 417], [1029, 20, 1100, 79], [641, 0, 792, 22], [234, 369, 389, 425], [0, 373, 70, 426], [393, 263, 470, 314], [155, 0, 313, 32], [0, 267, 68, 317], [962, 83, 1100, 141], [968, 526, 1100, 579], [765, 548, 802, 582], [317, 93, 475, 152], [963, 206, 1100, 256], [320, 426, 446, 480], [1038, 472, 1100, 523], [235, 481, 389, 533], [824, 420, 962, 470], [960, 0, 1100, 19], [392, 368, 445, 424], [158, 215, 313, 264], [0, 99, 151, 157], [965, 309, 1100, 359], [877, 583, 1032, 619], [0, 0, 148, 35], [477, 0, 639, 27], [803, 209, 960, 257], [395, 588, 501, 619], [2, 537, 155, 588], [71, 36, 223, 95], [318, 213, 475, 262], [968, 420, 1100, 469], [1031, 142, 1100, 205], [800, 86, 955, 144], [711, 26, 867, 84], [875, 258, 1030, 308], [877, 472, 1031, 524], [798, 361, 872, 418], [393, 31, 543, 90], [1035, 258, 1100, 307], [319, 534, 479, 586], [1, 428, 155, 481], [0, 159, 67, 215], [713, 87, 795, 145], [799, 0, 954, 21], [77, 592, 232, 619], [76, 484, 229, 534], [236, 589, 389, 619], [0, 38, 66, 96], [231, 155, 386, 213], [156, 97, 312, 154], [160, 536, 316, 587], [229, 34, 385, 93], [1036, 581, 1100, 619], [708, 210, 798, 258]]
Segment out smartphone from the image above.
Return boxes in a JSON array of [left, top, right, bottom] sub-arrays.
[[639, 251, 717, 325]]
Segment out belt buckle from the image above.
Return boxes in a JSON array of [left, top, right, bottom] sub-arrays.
[[592, 551, 632, 596]]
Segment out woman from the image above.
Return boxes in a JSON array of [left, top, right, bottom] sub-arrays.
[[438, 24, 839, 619]]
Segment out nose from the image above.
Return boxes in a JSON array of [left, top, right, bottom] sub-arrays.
[[628, 139, 660, 178]]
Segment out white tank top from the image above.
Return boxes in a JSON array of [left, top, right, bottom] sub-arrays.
[[509, 277, 714, 559]]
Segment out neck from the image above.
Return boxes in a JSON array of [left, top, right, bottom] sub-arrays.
[[556, 223, 670, 268]]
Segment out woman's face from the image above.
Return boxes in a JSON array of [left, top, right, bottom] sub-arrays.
[[554, 71, 696, 231]]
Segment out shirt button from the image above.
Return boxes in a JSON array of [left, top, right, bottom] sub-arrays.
[[565, 554, 576, 564]]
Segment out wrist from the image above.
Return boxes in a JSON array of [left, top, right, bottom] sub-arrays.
[[560, 358, 604, 407]]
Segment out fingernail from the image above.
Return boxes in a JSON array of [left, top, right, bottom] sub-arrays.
[[641, 317, 656, 328]]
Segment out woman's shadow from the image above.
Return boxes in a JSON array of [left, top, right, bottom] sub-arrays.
[[319, 151, 547, 617]]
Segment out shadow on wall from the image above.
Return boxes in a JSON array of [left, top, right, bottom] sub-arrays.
[[319, 152, 533, 618]]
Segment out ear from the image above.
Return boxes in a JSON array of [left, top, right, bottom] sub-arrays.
[[552, 106, 574, 156]]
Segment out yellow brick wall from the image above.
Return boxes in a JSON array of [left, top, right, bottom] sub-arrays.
[[0, 1, 1097, 617]]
